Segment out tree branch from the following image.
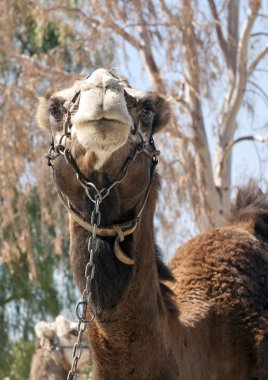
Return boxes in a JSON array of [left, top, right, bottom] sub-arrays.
[[159, 0, 182, 29], [219, 133, 268, 171], [91, 1, 142, 49], [248, 79, 268, 106], [126, 0, 166, 93], [237, 1, 260, 75], [45, 5, 93, 22], [247, 44, 268, 77], [179, 0, 222, 227], [251, 32, 268, 37], [221, 1, 261, 142], [226, 1, 239, 74], [207, 0, 228, 63]]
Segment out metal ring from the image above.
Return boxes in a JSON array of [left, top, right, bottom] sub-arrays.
[[75, 301, 95, 324]]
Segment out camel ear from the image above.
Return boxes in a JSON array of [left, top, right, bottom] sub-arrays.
[[152, 96, 171, 134], [55, 315, 70, 337], [36, 96, 50, 131], [118, 76, 131, 88], [35, 321, 55, 339]]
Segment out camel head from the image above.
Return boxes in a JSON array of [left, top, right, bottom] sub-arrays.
[[38, 68, 170, 162], [37, 69, 171, 311], [34, 315, 90, 370], [38, 68, 170, 237], [37, 68, 170, 219]]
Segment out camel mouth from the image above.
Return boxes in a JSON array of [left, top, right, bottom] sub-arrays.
[[73, 116, 131, 153], [74, 117, 127, 128]]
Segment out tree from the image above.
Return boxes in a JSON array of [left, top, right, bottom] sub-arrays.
[[0, 1, 115, 377]]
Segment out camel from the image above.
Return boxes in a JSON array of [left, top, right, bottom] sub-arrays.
[[30, 315, 91, 380], [37, 68, 268, 380]]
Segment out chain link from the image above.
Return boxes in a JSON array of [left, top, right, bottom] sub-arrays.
[[67, 195, 101, 380]]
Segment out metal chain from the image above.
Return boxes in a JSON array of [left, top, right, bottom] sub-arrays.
[[67, 195, 101, 380]]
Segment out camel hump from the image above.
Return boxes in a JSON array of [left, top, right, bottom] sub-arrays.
[[228, 180, 268, 243]]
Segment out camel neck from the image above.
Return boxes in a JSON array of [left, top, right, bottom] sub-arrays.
[[69, 178, 179, 379], [69, 195, 175, 379], [86, 218, 170, 380]]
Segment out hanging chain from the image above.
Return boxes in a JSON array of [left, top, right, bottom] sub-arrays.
[[67, 195, 101, 380]]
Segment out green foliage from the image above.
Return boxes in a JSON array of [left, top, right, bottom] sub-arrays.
[[16, 15, 77, 72], [17, 17, 74, 56], [9, 340, 35, 380], [0, 189, 77, 378]]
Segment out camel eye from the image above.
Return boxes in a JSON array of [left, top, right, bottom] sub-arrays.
[[141, 100, 154, 122], [70, 329, 78, 337], [49, 105, 62, 120]]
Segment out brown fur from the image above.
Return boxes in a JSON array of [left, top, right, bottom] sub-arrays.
[[38, 71, 268, 380], [170, 182, 268, 380]]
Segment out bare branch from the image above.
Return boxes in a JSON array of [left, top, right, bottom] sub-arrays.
[[159, 0, 182, 29], [237, 1, 261, 73], [258, 12, 268, 19], [226, 1, 239, 74], [168, 94, 191, 114], [91, 1, 142, 49], [247, 79, 268, 106], [251, 32, 268, 37], [207, 0, 228, 63], [127, 0, 166, 93], [45, 5, 94, 22], [219, 133, 268, 171], [180, 0, 222, 227], [124, 22, 173, 29], [246, 89, 268, 108], [247, 44, 268, 77], [221, 1, 261, 142], [138, 35, 166, 93]]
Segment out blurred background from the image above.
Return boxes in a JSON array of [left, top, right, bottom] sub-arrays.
[[1, 0, 268, 378]]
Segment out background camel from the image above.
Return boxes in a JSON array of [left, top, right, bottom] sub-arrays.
[[30, 315, 91, 380], [37, 69, 268, 379]]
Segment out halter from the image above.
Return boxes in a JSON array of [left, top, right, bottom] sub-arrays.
[[45, 86, 160, 266], [38, 335, 90, 374], [39, 334, 89, 351]]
